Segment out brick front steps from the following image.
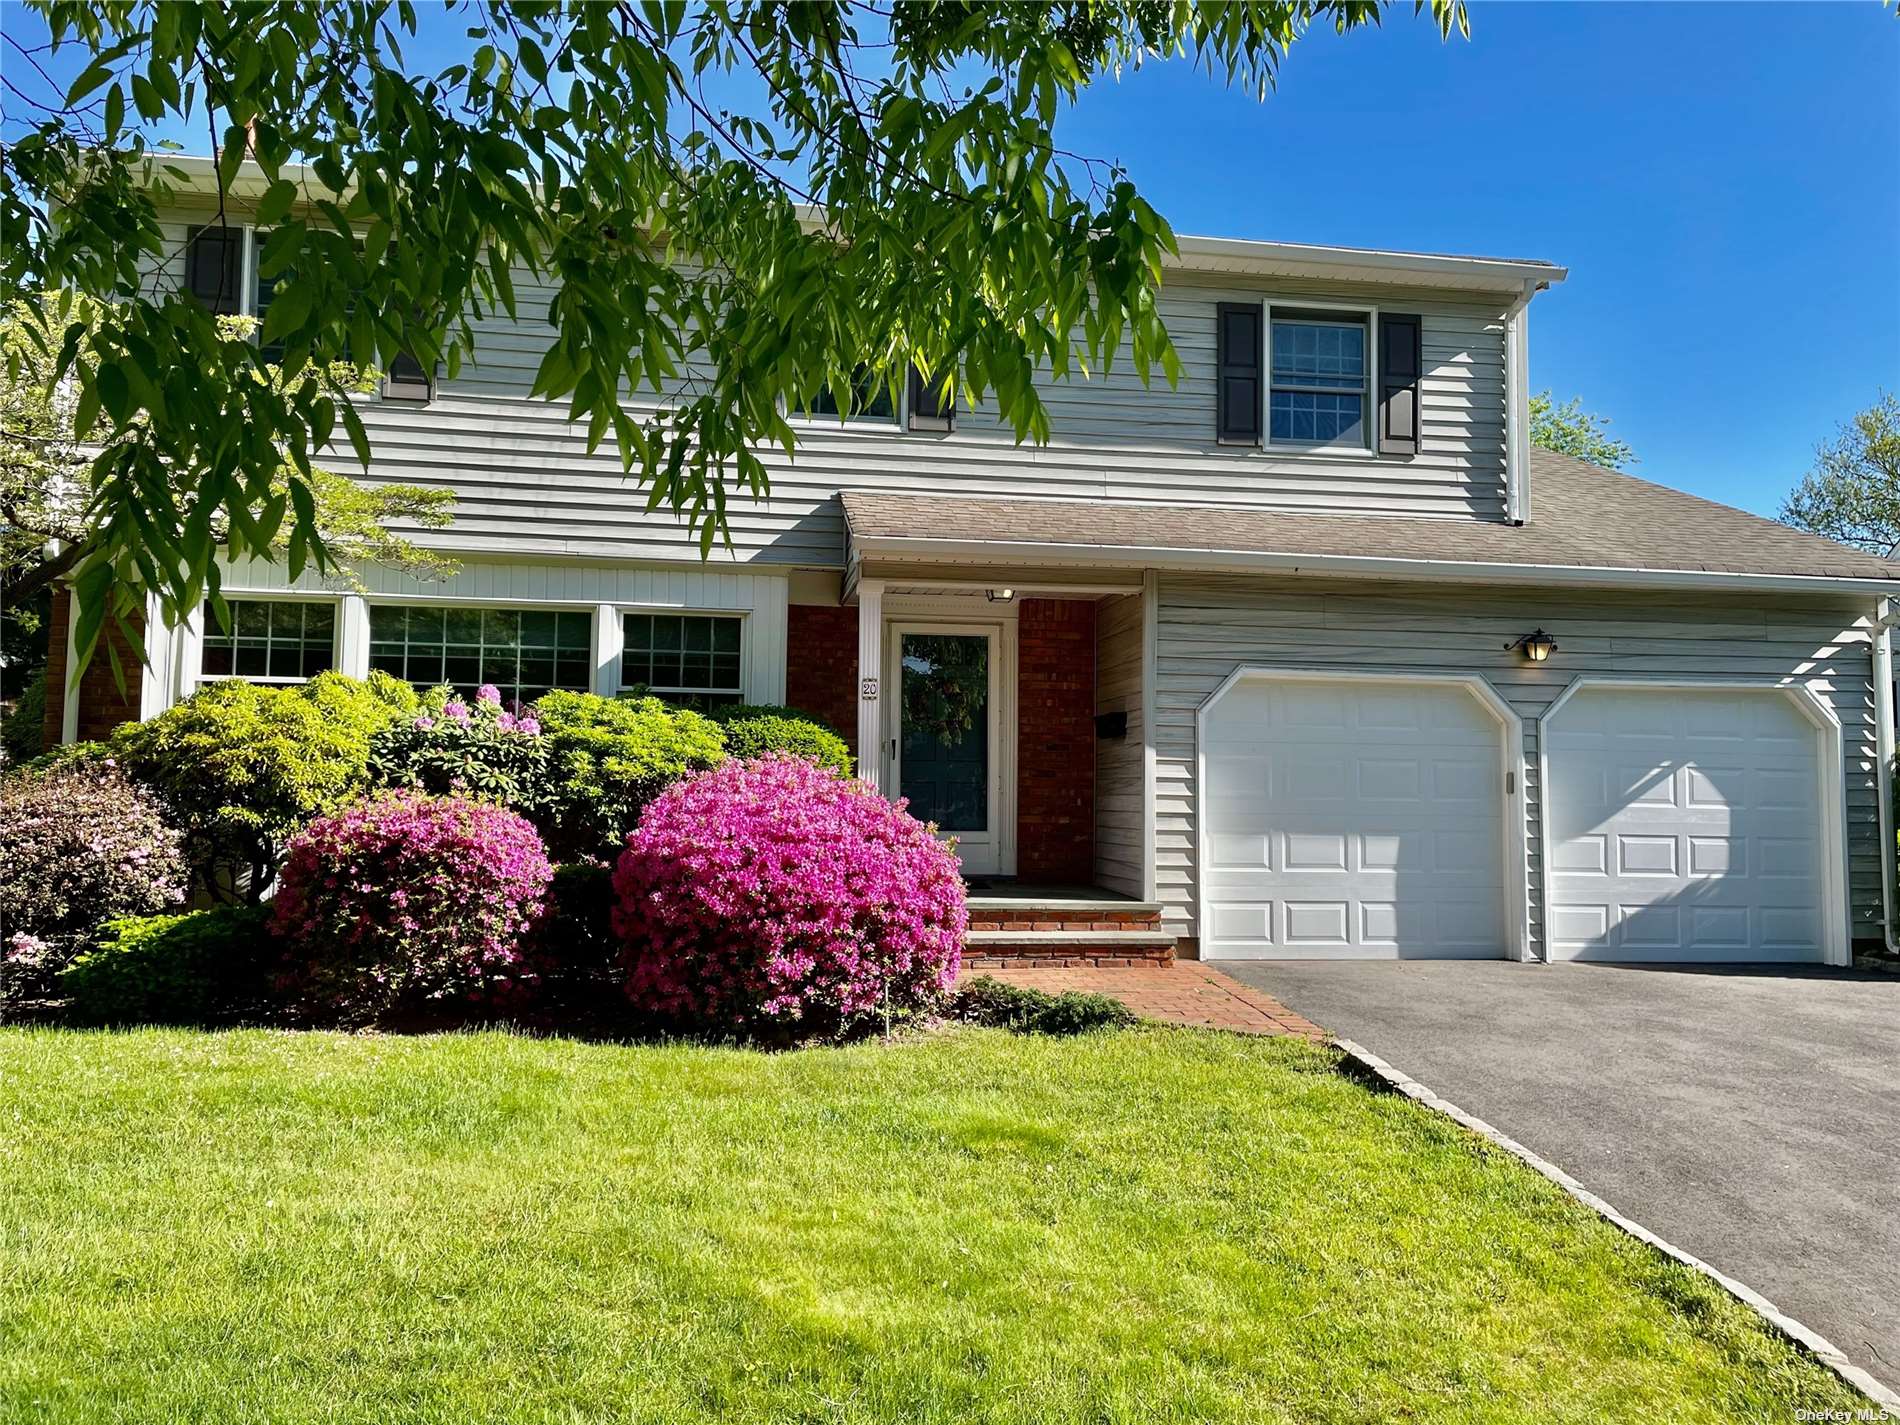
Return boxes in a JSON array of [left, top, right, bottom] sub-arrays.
[[964, 895, 1175, 968]]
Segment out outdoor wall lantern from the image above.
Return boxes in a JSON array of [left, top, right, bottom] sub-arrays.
[[986, 588, 1016, 604], [1508, 628, 1558, 663]]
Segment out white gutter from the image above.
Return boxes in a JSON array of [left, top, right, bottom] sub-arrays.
[[851, 533, 1900, 598], [1874, 597, 1899, 955], [1503, 280, 1538, 525]]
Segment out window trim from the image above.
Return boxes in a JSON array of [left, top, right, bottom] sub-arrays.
[[187, 224, 433, 404], [616, 609, 747, 703], [785, 362, 954, 435], [194, 592, 342, 686], [1263, 298, 1380, 455]]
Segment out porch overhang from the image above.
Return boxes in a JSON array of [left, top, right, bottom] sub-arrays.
[[840, 461, 1900, 599]]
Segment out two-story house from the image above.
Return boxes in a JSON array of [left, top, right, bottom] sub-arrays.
[[45, 158, 1900, 967]]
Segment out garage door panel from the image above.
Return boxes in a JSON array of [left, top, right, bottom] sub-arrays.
[[1204, 678, 1508, 960], [1547, 687, 1827, 964]]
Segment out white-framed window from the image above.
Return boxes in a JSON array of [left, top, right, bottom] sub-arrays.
[[184, 224, 433, 402], [798, 364, 900, 427], [368, 604, 593, 706], [620, 612, 745, 707], [1267, 304, 1374, 451], [199, 597, 338, 683]]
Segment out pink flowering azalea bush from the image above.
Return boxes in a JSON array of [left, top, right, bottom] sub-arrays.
[[611, 755, 966, 1037], [272, 790, 554, 1019]]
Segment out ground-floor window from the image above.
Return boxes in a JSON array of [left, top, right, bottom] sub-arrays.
[[369, 605, 592, 705], [200, 598, 337, 682], [620, 613, 743, 708]]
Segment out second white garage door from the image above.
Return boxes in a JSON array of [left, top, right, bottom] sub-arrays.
[[1544, 685, 1832, 963], [1201, 675, 1509, 960]]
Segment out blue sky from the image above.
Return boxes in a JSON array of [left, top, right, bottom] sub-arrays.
[[1053, 1, 1900, 515], [7, 2, 1896, 516]]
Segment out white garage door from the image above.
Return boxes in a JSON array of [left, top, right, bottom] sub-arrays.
[[1545, 686, 1828, 963], [1202, 676, 1508, 959]]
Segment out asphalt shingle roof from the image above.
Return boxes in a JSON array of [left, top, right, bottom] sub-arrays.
[[842, 449, 1899, 583]]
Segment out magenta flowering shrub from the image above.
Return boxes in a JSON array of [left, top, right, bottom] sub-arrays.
[[611, 755, 966, 1036], [272, 790, 554, 1018]]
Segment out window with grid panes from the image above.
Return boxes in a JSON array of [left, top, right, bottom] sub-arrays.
[[368, 605, 593, 706], [199, 599, 336, 682], [620, 614, 743, 707]]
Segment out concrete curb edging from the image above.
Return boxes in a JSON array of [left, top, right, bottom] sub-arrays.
[[1332, 1037, 1900, 1412]]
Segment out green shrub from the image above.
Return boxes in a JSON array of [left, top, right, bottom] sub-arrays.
[[524, 862, 625, 1014], [1, 667, 46, 768], [369, 684, 547, 806], [709, 703, 852, 774], [60, 905, 274, 1026], [17, 738, 114, 776], [530, 691, 725, 858], [110, 672, 416, 899], [952, 976, 1137, 1035]]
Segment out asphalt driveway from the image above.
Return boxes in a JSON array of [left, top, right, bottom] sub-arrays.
[[1213, 959, 1900, 1391]]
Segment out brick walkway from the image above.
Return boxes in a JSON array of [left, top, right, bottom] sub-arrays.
[[961, 960, 1328, 1040]]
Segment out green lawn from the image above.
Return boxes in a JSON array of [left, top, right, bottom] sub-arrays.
[[0, 1025, 1866, 1424]]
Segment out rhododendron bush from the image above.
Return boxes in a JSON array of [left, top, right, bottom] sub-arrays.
[[612, 756, 965, 1035], [273, 791, 554, 1018], [370, 684, 547, 806]]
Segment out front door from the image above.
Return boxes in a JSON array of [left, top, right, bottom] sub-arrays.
[[888, 624, 1004, 875]]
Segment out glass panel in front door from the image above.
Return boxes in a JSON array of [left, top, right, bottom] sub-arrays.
[[899, 633, 989, 832]]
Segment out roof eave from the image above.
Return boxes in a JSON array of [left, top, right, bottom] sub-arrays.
[[848, 533, 1893, 597], [1170, 234, 1567, 293]]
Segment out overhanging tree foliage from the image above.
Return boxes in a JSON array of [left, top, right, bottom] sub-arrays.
[[2, 0, 1466, 677]]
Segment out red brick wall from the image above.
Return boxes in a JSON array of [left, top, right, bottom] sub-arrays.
[[785, 602, 860, 762], [41, 586, 144, 750], [1016, 598, 1096, 883]]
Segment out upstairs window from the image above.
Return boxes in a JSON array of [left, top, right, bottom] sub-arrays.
[[369, 605, 592, 706], [804, 366, 897, 424], [621, 613, 744, 707], [1269, 311, 1370, 449], [199, 598, 336, 682]]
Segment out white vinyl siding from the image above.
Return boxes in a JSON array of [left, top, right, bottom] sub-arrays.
[[1152, 575, 1881, 957], [1093, 592, 1146, 898], [147, 216, 1512, 573]]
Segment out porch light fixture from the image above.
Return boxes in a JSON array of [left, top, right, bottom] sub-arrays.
[[1508, 628, 1558, 663], [986, 588, 1016, 604]]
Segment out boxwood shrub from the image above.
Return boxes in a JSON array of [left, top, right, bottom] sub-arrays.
[[110, 671, 417, 899], [709, 703, 852, 774], [60, 905, 274, 1026], [953, 976, 1138, 1035], [530, 691, 725, 859]]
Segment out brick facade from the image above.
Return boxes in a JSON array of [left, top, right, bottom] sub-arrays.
[[41, 586, 143, 749], [1014, 598, 1096, 883], [784, 602, 861, 761], [784, 597, 1101, 884]]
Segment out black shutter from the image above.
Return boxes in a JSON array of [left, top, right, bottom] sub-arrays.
[[1215, 302, 1262, 444], [385, 351, 433, 400], [907, 364, 953, 428], [1377, 313, 1422, 456], [185, 224, 244, 315]]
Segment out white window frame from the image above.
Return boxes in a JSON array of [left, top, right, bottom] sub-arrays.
[[616, 609, 748, 705], [787, 364, 904, 431], [364, 599, 599, 702], [188, 591, 344, 689], [187, 225, 430, 403], [1263, 298, 1379, 456]]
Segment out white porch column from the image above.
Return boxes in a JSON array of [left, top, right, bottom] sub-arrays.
[[337, 594, 371, 679], [592, 603, 621, 696], [856, 578, 885, 791]]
